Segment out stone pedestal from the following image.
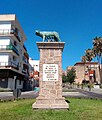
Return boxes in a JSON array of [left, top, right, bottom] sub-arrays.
[[32, 42, 69, 109]]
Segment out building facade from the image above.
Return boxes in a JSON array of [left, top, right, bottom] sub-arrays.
[[29, 58, 39, 72], [29, 58, 39, 88], [0, 14, 29, 90], [74, 62, 100, 84]]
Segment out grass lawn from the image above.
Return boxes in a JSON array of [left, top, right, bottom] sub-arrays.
[[0, 98, 102, 120]]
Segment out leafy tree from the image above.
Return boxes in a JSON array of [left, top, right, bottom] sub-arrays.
[[62, 74, 67, 83], [66, 68, 76, 84]]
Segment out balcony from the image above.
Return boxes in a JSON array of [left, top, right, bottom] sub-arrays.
[[22, 56, 29, 64], [0, 45, 19, 55], [22, 69, 27, 74], [0, 29, 21, 42], [22, 69, 29, 76], [24, 52, 29, 59], [22, 63, 29, 75], [0, 29, 10, 35], [0, 61, 19, 70]]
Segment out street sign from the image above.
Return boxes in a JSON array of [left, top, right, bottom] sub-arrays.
[[13, 89, 21, 98]]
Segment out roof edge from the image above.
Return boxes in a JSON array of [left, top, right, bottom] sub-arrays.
[[74, 62, 98, 66]]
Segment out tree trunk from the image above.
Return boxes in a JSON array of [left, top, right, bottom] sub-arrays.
[[99, 61, 102, 84], [100, 68, 102, 84]]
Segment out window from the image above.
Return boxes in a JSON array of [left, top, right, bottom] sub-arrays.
[[13, 56, 16, 61], [19, 80, 21, 85], [14, 41, 17, 46], [15, 28, 18, 35]]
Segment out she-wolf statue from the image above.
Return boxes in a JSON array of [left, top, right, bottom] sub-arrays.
[[35, 30, 61, 42]]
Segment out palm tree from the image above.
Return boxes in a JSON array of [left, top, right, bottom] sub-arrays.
[[81, 55, 87, 80], [93, 37, 102, 84], [85, 49, 94, 64], [81, 56, 87, 63], [84, 49, 95, 83]]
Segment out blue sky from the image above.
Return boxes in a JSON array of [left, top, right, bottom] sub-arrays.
[[0, 0, 102, 70]]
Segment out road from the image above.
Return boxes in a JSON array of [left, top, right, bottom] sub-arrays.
[[75, 88, 102, 99], [63, 88, 102, 99], [0, 88, 102, 100]]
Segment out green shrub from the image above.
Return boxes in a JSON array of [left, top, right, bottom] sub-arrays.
[[100, 84, 102, 89], [0, 88, 11, 92]]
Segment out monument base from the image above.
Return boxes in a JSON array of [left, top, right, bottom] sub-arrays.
[[33, 42, 69, 110], [32, 97, 69, 110]]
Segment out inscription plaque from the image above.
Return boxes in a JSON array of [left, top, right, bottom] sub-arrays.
[[43, 64, 58, 81]]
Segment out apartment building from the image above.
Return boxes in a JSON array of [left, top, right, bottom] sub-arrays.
[[29, 58, 39, 88], [29, 58, 39, 72], [0, 14, 29, 90], [74, 62, 100, 84]]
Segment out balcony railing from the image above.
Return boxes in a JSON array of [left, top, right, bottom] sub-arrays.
[[0, 29, 21, 42], [0, 29, 10, 34], [0, 61, 19, 70], [0, 45, 19, 55], [24, 52, 29, 59], [22, 56, 29, 64], [22, 69, 29, 76], [22, 69, 27, 74]]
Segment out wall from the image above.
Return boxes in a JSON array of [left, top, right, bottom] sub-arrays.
[[0, 22, 11, 34], [0, 54, 9, 65], [8, 78, 23, 90], [0, 38, 10, 46], [8, 78, 15, 90], [17, 80, 23, 89], [29, 59, 39, 72], [0, 78, 8, 88], [74, 63, 100, 84]]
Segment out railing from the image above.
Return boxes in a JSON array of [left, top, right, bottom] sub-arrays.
[[0, 29, 21, 42], [22, 69, 29, 76], [23, 45, 27, 51], [22, 69, 27, 74], [24, 52, 29, 59], [22, 56, 29, 63], [0, 45, 19, 55], [0, 29, 10, 34], [0, 61, 19, 70]]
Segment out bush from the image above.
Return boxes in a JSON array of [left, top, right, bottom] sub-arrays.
[[0, 88, 11, 92], [100, 84, 102, 89]]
